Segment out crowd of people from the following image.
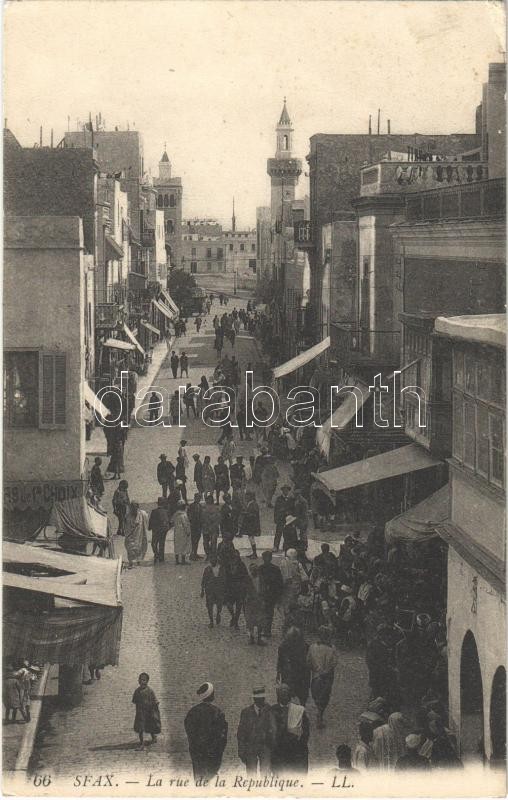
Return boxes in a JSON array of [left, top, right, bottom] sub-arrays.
[[86, 291, 461, 777]]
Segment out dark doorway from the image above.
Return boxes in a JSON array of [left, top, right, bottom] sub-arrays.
[[460, 630, 484, 762], [490, 666, 506, 765]]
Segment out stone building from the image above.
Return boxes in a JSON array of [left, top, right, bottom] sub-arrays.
[[153, 147, 183, 269]]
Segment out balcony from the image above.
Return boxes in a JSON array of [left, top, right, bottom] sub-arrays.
[[293, 220, 313, 249], [331, 322, 400, 368], [405, 177, 505, 223], [360, 160, 489, 197]]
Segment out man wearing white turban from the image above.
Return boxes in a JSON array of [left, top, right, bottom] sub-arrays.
[[184, 682, 228, 782]]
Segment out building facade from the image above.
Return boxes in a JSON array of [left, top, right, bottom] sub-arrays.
[[153, 148, 183, 269]]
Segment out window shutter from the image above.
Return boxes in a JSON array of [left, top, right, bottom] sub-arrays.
[[40, 353, 66, 428]]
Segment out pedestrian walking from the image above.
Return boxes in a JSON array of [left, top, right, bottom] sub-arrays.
[[132, 672, 161, 750], [221, 436, 236, 468], [201, 557, 226, 627], [148, 498, 170, 563], [395, 735, 431, 771], [170, 390, 182, 425], [258, 550, 283, 638], [3, 668, 26, 723], [224, 550, 249, 629], [237, 687, 275, 776], [270, 683, 310, 775], [90, 457, 105, 498], [184, 384, 198, 418], [195, 316, 202, 333], [175, 456, 188, 503], [148, 391, 162, 424], [276, 626, 310, 706], [157, 453, 175, 498], [214, 456, 230, 504], [245, 564, 267, 645], [173, 501, 191, 565], [184, 682, 228, 783], [220, 493, 235, 538], [261, 455, 279, 508], [230, 455, 246, 488], [235, 403, 250, 441], [352, 722, 378, 771], [307, 626, 338, 728], [170, 351, 179, 379], [280, 548, 307, 613], [241, 490, 261, 559], [202, 455, 216, 497], [294, 489, 310, 550], [193, 453, 204, 496], [188, 492, 203, 560], [201, 493, 221, 560], [197, 375, 209, 416], [107, 431, 125, 479], [273, 486, 292, 552], [124, 502, 149, 568], [180, 351, 189, 377], [112, 480, 130, 536], [372, 712, 410, 771]]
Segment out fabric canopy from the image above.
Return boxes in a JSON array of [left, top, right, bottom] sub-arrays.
[[105, 234, 124, 260], [312, 444, 442, 494], [160, 289, 179, 316], [385, 484, 449, 545], [84, 382, 110, 418], [50, 497, 110, 541], [103, 338, 135, 351], [4, 605, 123, 666], [3, 542, 121, 605], [140, 319, 160, 336], [316, 379, 371, 458], [123, 323, 145, 356], [273, 337, 330, 380], [152, 298, 175, 320]]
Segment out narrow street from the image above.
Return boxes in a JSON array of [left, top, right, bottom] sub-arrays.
[[32, 297, 369, 780]]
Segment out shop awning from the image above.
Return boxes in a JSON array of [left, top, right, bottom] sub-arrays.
[[152, 298, 175, 320], [105, 234, 123, 260], [273, 336, 330, 380], [312, 443, 442, 495], [3, 542, 122, 607], [141, 320, 161, 336], [160, 289, 179, 316], [103, 338, 135, 351], [316, 379, 371, 458], [385, 485, 449, 545], [50, 497, 111, 542], [123, 323, 145, 356], [84, 382, 110, 418]]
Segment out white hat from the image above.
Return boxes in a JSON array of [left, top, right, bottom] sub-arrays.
[[406, 734, 421, 749], [197, 681, 214, 700], [252, 686, 266, 698], [285, 514, 297, 525]]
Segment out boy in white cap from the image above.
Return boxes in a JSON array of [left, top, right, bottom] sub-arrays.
[[184, 682, 228, 782]]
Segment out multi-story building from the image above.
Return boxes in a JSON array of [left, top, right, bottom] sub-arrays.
[[182, 222, 257, 278], [434, 314, 505, 765], [4, 216, 93, 542], [153, 148, 183, 270], [256, 206, 271, 298]]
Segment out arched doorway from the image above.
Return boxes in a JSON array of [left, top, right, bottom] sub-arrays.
[[490, 666, 506, 765], [460, 631, 484, 763]]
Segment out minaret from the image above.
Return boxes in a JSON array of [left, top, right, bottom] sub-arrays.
[[232, 197, 236, 232], [267, 99, 302, 225], [158, 143, 171, 180]]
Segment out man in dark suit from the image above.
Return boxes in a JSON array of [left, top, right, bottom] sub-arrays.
[[237, 687, 275, 775], [258, 551, 283, 637], [148, 497, 170, 563], [184, 682, 228, 782]]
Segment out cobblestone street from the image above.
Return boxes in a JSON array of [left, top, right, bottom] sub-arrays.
[[33, 298, 369, 780]]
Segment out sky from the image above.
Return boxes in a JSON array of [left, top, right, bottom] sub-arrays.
[[4, 1, 505, 228]]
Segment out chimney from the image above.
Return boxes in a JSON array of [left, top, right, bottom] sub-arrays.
[[387, 119, 391, 134], [50, 128, 54, 148], [39, 126, 43, 146], [377, 109, 381, 135], [368, 114, 372, 135]]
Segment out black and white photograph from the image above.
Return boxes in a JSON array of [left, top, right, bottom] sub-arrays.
[[2, 1, 506, 796]]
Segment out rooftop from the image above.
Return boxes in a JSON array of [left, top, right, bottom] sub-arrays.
[[435, 314, 506, 349]]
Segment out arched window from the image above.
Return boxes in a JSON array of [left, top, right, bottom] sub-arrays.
[[169, 194, 176, 207], [164, 194, 169, 207], [166, 219, 174, 235], [283, 134, 289, 150], [157, 194, 163, 208]]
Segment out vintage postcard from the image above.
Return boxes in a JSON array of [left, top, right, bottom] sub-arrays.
[[2, 0, 506, 797]]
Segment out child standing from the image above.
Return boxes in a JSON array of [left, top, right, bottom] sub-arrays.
[[132, 673, 161, 749]]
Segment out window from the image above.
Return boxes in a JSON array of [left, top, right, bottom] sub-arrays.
[[465, 353, 476, 394], [217, 248, 223, 259], [206, 248, 212, 258], [191, 247, 196, 256], [251, 243, 256, 252], [169, 194, 176, 208], [240, 243, 245, 252], [206, 262, 212, 272], [163, 195, 169, 207], [476, 404, 489, 478], [4, 351, 39, 428], [249, 259, 257, 271], [157, 195, 163, 208], [453, 351, 464, 388], [190, 261, 197, 274], [489, 413, 504, 487], [229, 243, 233, 252], [452, 394, 463, 461], [165, 219, 174, 235], [217, 261, 223, 271], [463, 400, 476, 468]]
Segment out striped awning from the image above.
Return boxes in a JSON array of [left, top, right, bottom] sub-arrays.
[[152, 298, 175, 320], [140, 320, 161, 336], [123, 323, 145, 356], [273, 337, 330, 380], [103, 338, 135, 351], [160, 289, 179, 316], [84, 382, 110, 419]]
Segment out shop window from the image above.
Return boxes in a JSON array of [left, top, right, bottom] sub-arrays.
[[4, 351, 39, 428]]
